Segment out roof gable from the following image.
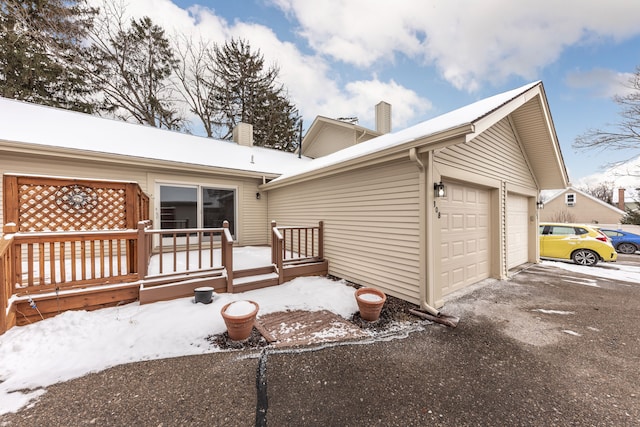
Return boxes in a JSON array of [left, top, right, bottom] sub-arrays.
[[546, 187, 625, 214], [300, 116, 381, 158], [268, 81, 569, 188]]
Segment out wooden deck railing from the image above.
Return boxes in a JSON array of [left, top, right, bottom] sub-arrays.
[[1, 220, 323, 334], [1, 224, 17, 334], [271, 221, 324, 282], [140, 221, 234, 291], [9, 228, 141, 295]]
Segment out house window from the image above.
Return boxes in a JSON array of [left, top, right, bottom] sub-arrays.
[[159, 184, 236, 237], [565, 193, 576, 206]]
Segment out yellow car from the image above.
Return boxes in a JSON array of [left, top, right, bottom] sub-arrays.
[[539, 222, 618, 266]]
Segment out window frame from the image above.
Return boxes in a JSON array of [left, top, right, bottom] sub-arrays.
[[156, 181, 238, 241]]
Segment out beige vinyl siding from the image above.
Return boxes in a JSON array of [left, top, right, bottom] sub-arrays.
[[1, 151, 270, 246], [241, 183, 269, 245], [540, 191, 624, 225], [436, 117, 536, 189], [303, 125, 355, 158], [267, 159, 421, 303]]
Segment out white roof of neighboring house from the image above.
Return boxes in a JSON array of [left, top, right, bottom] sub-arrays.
[[268, 81, 568, 189], [0, 97, 310, 177]]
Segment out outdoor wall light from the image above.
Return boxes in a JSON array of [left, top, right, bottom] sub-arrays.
[[434, 182, 446, 198], [536, 200, 544, 209], [256, 192, 261, 200]]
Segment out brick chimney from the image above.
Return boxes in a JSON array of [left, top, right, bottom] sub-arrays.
[[618, 188, 626, 211], [375, 101, 391, 134], [233, 122, 253, 147]]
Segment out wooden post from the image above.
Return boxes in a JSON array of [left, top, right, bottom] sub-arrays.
[[270, 221, 277, 264], [0, 223, 18, 335], [136, 221, 148, 280], [125, 183, 138, 229], [222, 221, 234, 293], [3, 176, 19, 229], [318, 221, 324, 260]]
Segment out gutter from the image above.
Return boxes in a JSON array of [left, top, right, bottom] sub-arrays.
[[0, 141, 283, 180], [263, 124, 473, 191]]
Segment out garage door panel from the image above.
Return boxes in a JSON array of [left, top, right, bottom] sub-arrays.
[[508, 194, 529, 268], [452, 241, 464, 257], [440, 182, 491, 296], [451, 214, 464, 229]]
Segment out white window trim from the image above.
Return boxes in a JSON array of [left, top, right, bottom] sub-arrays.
[[565, 193, 576, 206]]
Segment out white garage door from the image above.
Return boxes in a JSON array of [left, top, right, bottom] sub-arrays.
[[439, 182, 490, 296], [507, 194, 529, 269]]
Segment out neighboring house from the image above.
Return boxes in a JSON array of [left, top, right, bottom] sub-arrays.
[[616, 187, 640, 213], [0, 80, 569, 311], [540, 187, 625, 225], [300, 101, 390, 158]]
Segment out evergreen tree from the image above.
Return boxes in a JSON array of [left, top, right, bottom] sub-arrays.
[[88, 11, 183, 130], [0, 0, 97, 112], [211, 38, 300, 151]]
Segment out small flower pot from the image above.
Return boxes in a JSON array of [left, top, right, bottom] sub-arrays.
[[355, 287, 387, 322], [220, 300, 259, 341], [194, 287, 214, 304]]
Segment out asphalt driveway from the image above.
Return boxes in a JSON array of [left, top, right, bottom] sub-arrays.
[[2, 257, 639, 426]]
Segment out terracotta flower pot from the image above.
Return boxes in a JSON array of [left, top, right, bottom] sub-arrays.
[[355, 287, 387, 321], [220, 300, 259, 341]]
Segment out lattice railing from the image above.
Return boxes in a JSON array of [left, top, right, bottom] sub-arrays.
[[3, 175, 149, 232]]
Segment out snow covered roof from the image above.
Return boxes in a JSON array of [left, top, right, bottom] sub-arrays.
[[0, 97, 310, 177], [267, 81, 558, 187]]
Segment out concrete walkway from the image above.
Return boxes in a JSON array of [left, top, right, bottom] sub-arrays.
[[2, 257, 639, 426]]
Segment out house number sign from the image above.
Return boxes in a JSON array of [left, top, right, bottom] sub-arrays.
[[55, 185, 98, 213]]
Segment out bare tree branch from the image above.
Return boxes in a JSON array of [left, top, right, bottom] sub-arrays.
[[574, 66, 640, 176]]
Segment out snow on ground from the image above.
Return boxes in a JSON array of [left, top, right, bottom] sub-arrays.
[[0, 275, 359, 415], [1, 252, 639, 415], [541, 259, 640, 283]]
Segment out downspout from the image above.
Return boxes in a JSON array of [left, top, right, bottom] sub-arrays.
[[409, 148, 441, 316], [356, 128, 367, 143]]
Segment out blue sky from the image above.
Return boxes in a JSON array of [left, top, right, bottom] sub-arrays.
[[120, 0, 640, 185]]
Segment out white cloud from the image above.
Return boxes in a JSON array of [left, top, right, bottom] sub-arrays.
[[565, 68, 636, 98], [271, 0, 640, 92], [94, 0, 431, 131], [574, 155, 640, 191]]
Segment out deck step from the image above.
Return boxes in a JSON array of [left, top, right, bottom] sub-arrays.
[[232, 272, 280, 293], [234, 272, 279, 285], [139, 273, 227, 304]]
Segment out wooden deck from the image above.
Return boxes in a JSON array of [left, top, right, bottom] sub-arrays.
[[1, 221, 328, 333]]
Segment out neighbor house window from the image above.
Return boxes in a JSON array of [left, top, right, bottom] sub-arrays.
[[565, 193, 576, 206], [159, 184, 236, 237]]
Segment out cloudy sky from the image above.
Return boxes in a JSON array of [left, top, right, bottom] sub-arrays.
[[113, 0, 640, 184]]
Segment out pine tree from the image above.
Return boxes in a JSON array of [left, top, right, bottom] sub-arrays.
[[211, 38, 300, 151], [0, 0, 97, 112]]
